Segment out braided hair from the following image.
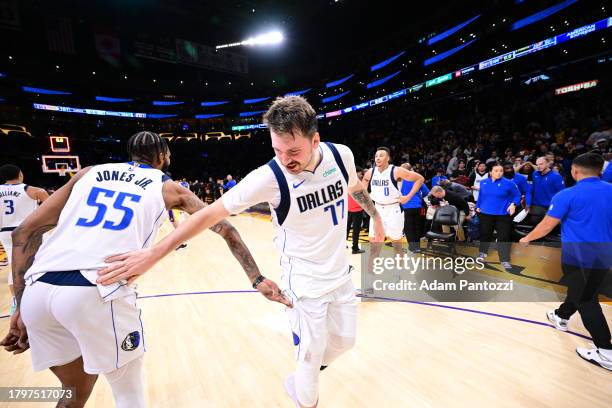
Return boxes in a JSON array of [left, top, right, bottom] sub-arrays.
[[126, 131, 169, 165]]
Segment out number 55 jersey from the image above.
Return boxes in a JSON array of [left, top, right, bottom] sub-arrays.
[[25, 162, 168, 286], [221, 142, 358, 299]]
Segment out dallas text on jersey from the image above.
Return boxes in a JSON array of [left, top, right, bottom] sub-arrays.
[[296, 181, 344, 213]]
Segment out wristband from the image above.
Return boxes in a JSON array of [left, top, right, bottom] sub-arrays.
[[252, 275, 266, 289]]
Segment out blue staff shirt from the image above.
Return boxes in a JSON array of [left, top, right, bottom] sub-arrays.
[[431, 175, 448, 187], [510, 173, 532, 206], [603, 163, 612, 182], [532, 170, 564, 207], [547, 177, 612, 269], [401, 181, 430, 209], [476, 177, 521, 216]]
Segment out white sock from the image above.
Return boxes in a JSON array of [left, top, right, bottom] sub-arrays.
[[295, 356, 321, 408], [104, 356, 146, 408]]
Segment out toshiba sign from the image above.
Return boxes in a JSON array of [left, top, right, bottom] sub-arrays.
[[555, 80, 599, 95]]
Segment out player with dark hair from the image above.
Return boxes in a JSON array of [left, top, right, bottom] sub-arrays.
[[0, 164, 49, 314], [97, 97, 385, 408], [1, 131, 287, 407]]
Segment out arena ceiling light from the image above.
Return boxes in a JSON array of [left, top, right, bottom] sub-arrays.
[[216, 31, 284, 49]]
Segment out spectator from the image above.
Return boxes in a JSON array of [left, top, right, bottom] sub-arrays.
[[470, 161, 488, 201], [224, 174, 237, 190]]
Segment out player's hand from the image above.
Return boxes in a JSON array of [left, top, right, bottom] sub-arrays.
[[398, 195, 410, 205], [372, 215, 385, 242], [1, 310, 29, 354], [256, 278, 293, 308], [519, 237, 530, 247], [98, 248, 158, 285]]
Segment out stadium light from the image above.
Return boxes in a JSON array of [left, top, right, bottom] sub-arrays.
[[216, 30, 284, 49]]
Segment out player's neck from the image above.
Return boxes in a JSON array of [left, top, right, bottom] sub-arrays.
[[303, 148, 321, 173], [377, 163, 390, 172], [5, 179, 20, 184]]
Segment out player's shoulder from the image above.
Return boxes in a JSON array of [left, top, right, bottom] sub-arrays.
[[325, 142, 353, 158]]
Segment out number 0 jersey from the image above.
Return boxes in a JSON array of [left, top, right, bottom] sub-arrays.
[[368, 165, 401, 205], [222, 142, 358, 298], [25, 162, 168, 284]]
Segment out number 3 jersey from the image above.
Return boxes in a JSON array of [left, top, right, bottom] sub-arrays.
[[222, 142, 358, 299], [25, 162, 168, 285], [0, 183, 38, 229]]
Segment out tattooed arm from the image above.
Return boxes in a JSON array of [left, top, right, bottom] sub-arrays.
[[348, 176, 385, 242], [11, 168, 91, 307], [2, 168, 91, 354], [164, 182, 261, 284]]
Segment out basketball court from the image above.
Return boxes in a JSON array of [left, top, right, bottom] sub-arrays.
[[1, 213, 610, 407]]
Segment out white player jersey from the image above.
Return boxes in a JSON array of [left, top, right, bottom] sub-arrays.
[[472, 171, 488, 201], [369, 165, 401, 205], [26, 162, 168, 284], [0, 183, 39, 229], [222, 142, 358, 298]]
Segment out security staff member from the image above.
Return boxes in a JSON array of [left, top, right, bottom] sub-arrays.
[[531, 156, 564, 217], [476, 163, 521, 270], [401, 163, 429, 252], [503, 162, 532, 211], [520, 153, 611, 371]]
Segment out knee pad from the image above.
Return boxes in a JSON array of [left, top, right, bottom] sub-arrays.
[[104, 356, 146, 408]]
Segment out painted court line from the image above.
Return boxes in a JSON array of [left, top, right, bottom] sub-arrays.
[[0, 289, 593, 341]]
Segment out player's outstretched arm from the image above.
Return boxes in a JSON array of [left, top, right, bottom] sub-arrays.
[[1, 168, 90, 354], [348, 180, 385, 242], [161, 182, 291, 306], [395, 167, 425, 204]]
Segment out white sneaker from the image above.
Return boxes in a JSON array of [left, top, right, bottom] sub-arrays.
[[546, 310, 568, 332], [284, 373, 300, 408], [501, 262, 512, 270], [576, 346, 612, 371], [478, 252, 488, 259]]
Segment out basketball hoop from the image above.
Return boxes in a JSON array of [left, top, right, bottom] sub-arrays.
[[58, 168, 68, 177]]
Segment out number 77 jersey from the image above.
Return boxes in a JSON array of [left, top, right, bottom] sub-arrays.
[[25, 162, 168, 283], [222, 142, 358, 299]]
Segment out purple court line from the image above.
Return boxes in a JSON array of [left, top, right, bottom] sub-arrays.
[[357, 294, 592, 341], [0, 289, 593, 341]]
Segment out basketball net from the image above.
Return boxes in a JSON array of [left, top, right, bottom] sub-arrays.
[[58, 169, 76, 178]]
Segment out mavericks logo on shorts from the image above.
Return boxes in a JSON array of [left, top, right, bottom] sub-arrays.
[[121, 331, 140, 351]]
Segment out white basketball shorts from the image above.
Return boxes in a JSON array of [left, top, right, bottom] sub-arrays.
[[286, 279, 358, 361], [21, 280, 145, 374], [369, 203, 404, 241]]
